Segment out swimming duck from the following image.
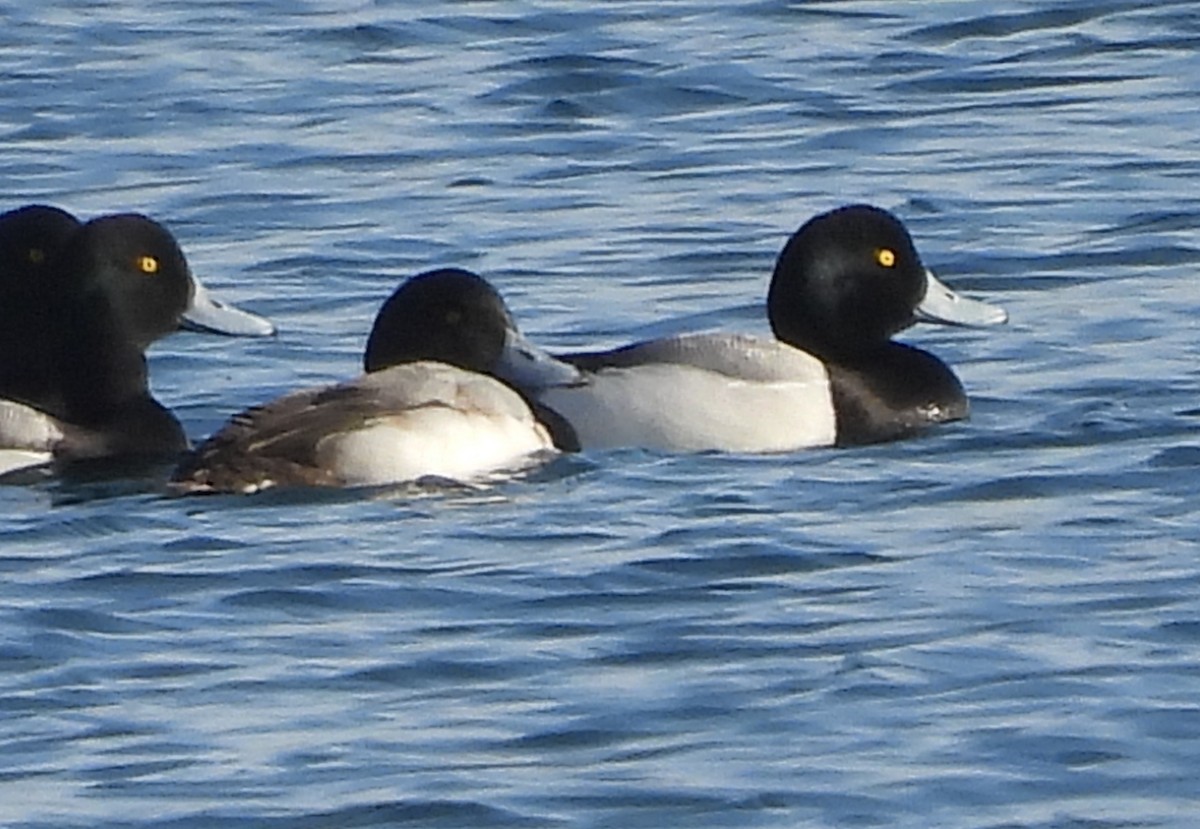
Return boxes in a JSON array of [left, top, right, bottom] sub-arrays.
[[502, 204, 1007, 452], [170, 268, 577, 494], [0, 211, 275, 473], [0, 205, 275, 415]]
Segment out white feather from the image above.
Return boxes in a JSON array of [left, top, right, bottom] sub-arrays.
[[0, 449, 52, 476], [0, 400, 64, 450], [0, 400, 63, 475], [535, 334, 837, 452], [315, 405, 553, 487]]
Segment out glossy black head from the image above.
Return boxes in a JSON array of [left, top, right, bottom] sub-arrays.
[[53, 213, 195, 349], [0, 204, 81, 285], [0, 205, 82, 412], [767, 204, 928, 360], [363, 268, 518, 375]]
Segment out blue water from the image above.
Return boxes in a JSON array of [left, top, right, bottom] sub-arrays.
[[3, 2, 1200, 827]]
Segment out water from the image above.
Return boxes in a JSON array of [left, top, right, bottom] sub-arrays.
[[3, 1, 1200, 827]]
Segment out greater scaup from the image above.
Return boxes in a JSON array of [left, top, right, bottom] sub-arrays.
[[0, 205, 275, 417], [0, 211, 276, 474], [502, 204, 1007, 451], [170, 268, 577, 494]]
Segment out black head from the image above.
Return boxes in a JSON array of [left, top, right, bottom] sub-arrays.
[[767, 204, 928, 360], [0, 204, 81, 286], [52, 213, 195, 349], [0, 205, 82, 412], [364, 268, 518, 375]]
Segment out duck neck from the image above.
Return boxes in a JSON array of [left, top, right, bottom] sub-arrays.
[[53, 294, 154, 424]]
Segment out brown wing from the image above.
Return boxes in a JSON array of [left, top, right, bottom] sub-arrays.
[[169, 383, 374, 493], [169, 362, 536, 494]]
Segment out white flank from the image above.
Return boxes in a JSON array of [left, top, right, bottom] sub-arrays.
[[0, 400, 64, 449], [0, 400, 64, 476], [0, 449, 52, 476], [537, 351, 837, 453], [315, 406, 554, 487]]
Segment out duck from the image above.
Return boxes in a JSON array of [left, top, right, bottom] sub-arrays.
[[170, 268, 579, 494], [500, 204, 1007, 452], [0, 204, 83, 415], [1, 205, 275, 416], [0, 210, 276, 474]]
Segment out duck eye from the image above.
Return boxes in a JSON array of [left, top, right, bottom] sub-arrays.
[[28, 247, 45, 265], [138, 255, 159, 275], [875, 248, 897, 268], [444, 309, 463, 325]]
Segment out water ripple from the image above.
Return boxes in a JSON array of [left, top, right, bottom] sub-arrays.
[[4, 2, 1200, 828]]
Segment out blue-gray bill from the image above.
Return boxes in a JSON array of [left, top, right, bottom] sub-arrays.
[[495, 327, 582, 389], [181, 278, 276, 337], [915, 269, 1008, 327]]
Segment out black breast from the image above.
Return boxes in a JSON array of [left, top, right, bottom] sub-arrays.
[[827, 343, 968, 446]]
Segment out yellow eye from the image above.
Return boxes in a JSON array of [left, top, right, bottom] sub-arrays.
[[138, 255, 159, 275], [445, 309, 463, 325], [875, 248, 896, 268], [28, 248, 45, 265]]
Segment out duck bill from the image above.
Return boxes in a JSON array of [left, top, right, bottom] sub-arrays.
[[915, 269, 1008, 327], [181, 277, 276, 337], [494, 327, 582, 389]]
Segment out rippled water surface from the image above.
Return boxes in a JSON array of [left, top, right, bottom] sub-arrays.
[[3, 2, 1200, 827]]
